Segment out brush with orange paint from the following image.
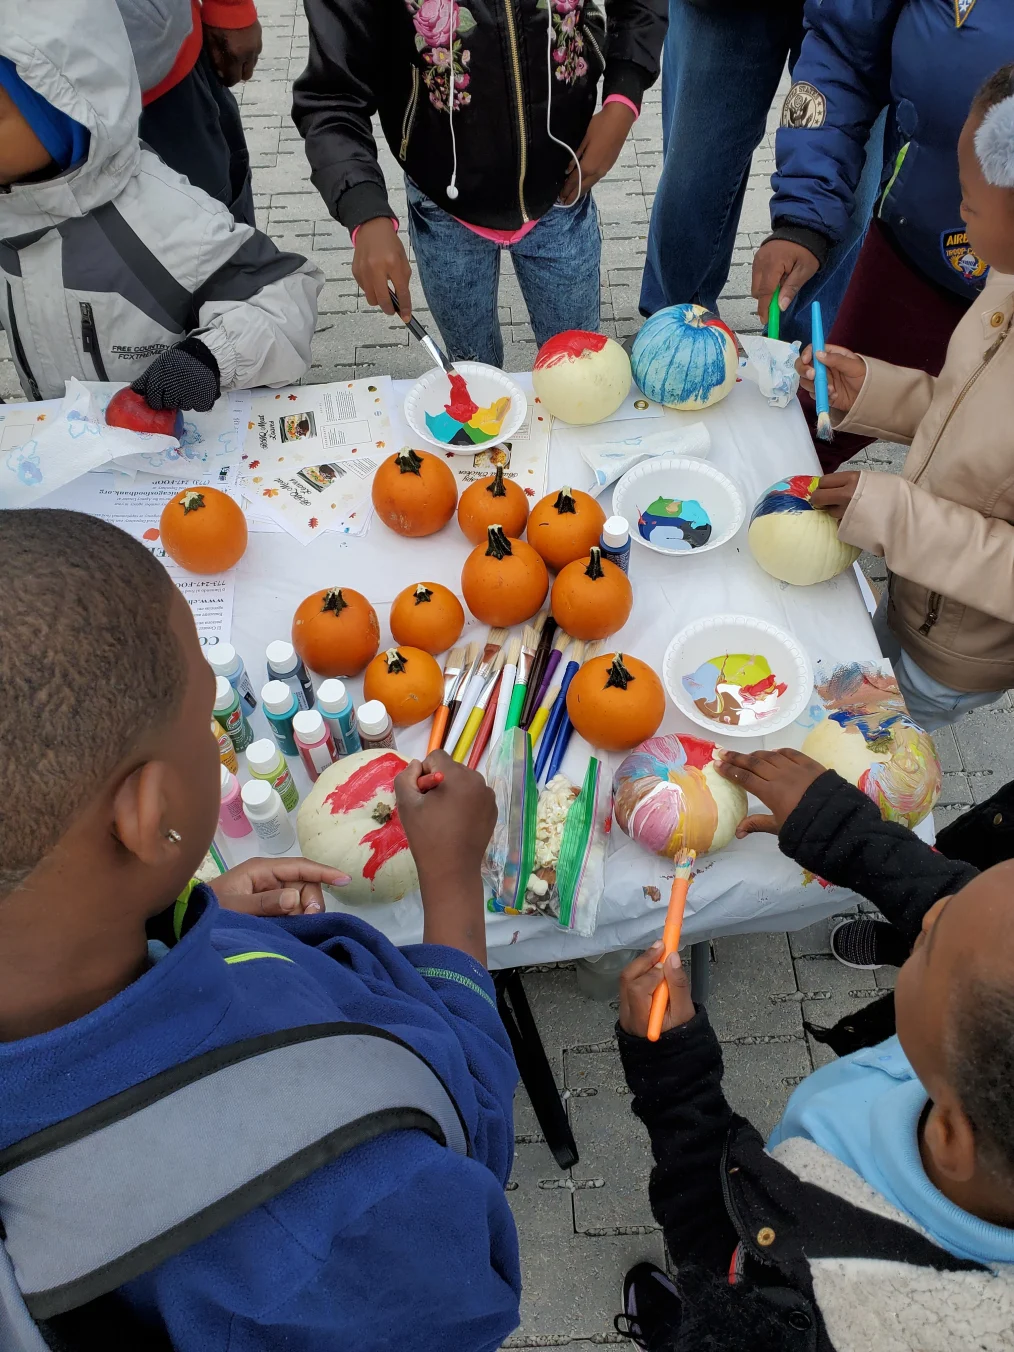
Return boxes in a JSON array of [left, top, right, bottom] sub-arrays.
[[427, 645, 467, 755], [647, 848, 696, 1042]]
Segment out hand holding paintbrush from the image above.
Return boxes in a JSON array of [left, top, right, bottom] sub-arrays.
[[617, 849, 697, 1042]]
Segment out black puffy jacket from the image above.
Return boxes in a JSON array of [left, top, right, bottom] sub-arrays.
[[292, 0, 667, 233]]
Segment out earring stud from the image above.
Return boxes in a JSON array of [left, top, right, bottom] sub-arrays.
[[166, 829, 182, 844]]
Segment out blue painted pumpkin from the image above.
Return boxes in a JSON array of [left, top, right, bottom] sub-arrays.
[[631, 304, 738, 411]]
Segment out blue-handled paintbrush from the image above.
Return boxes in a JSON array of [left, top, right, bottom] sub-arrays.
[[534, 640, 584, 783], [811, 300, 834, 443]]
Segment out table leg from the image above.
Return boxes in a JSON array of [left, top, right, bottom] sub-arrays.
[[690, 940, 711, 1005], [494, 970, 579, 1170]]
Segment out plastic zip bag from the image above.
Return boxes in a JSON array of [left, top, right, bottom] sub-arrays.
[[484, 726, 538, 916], [525, 759, 607, 937]]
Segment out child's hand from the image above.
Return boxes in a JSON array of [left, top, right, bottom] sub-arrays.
[[715, 748, 827, 837], [810, 470, 861, 520], [619, 943, 695, 1038], [560, 101, 636, 205], [204, 20, 263, 85], [752, 239, 820, 323], [353, 218, 413, 319], [214, 858, 350, 917], [796, 343, 866, 412]]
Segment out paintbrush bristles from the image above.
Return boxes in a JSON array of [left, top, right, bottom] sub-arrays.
[[443, 646, 463, 675], [551, 629, 570, 654], [568, 639, 586, 666], [485, 626, 508, 650], [502, 635, 522, 668], [815, 410, 835, 442], [672, 848, 696, 876]]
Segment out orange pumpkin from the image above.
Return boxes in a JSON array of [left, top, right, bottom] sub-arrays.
[[527, 486, 606, 573], [461, 526, 549, 628], [292, 587, 380, 678], [456, 466, 530, 545], [389, 582, 465, 655], [552, 547, 633, 641], [566, 652, 665, 752], [363, 647, 443, 726], [372, 448, 458, 537], [158, 486, 247, 574]]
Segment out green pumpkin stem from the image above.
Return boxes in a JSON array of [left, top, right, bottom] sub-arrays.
[[385, 648, 409, 674], [485, 525, 513, 560], [604, 653, 635, 691], [553, 486, 577, 516], [486, 466, 508, 498], [395, 449, 424, 476], [413, 584, 434, 606], [180, 490, 206, 515], [585, 547, 605, 581], [321, 588, 349, 617]]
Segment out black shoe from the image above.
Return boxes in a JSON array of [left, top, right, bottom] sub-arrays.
[[830, 917, 907, 970], [614, 1261, 681, 1350]]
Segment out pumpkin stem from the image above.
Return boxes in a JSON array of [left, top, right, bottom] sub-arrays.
[[372, 802, 394, 826], [384, 648, 409, 674], [486, 466, 508, 498], [604, 653, 635, 691], [321, 588, 348, 617], [395, 449, 424, 476], [180, 490, 206, 515], [585, 547, 605, 581], [413, 584, 434, 606], [485, 525, 513, 560], [553, 487, 577, 516]]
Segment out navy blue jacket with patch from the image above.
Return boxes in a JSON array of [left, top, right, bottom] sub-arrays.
[[770, 0, 1014, 298]]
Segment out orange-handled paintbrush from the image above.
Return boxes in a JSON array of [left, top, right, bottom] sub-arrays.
[[428, 645, 465, 754], [647, 848, 696, 1042]]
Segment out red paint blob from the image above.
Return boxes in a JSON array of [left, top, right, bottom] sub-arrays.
[[445, 372, 479, 423], [359, 813, 409, 882], [700, 314, 738, 349], [533, 329, 608, 371], [679, 735, 716, 772]]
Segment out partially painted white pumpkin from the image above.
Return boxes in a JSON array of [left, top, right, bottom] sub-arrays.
[[630, 304, 738, 411], [297, 749, 419, 904], [802, 709, 940, 830], [532, 330, 631, 425], [748, 474, 860, 585]]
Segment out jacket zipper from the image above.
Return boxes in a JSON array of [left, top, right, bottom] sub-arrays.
[[502, 0, 529, 222], [918, 592, 942, 637], [585, 26, 605, 75], [5, 281, 41, 400], [79, 301, 108, 381], [399, 67, 420, 160]]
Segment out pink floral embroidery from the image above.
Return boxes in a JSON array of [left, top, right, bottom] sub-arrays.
[[548, 0, 589, 85], [405, 0, 475, 112]]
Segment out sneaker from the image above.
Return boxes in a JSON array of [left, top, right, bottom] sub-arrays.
[[614, 1261, 681, 1350], [829, 916, 907, 969]]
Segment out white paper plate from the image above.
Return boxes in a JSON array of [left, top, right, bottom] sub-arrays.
[[662, 613, 813, 738], [403, 362, 527, 455], [612, 457, 744, 557]]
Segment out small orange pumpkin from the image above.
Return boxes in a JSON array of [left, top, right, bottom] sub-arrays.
[[389, 582, 465, 654], [372, 448, 458, 537], [363, 646, 444, 726], [159, 486, 247, 574], [456, 466, 530, 545], [552, 547, 633, 641], [566, 651, 665, 752], [461, 525, 549, 628], [292, 587, 380, 678], [527, 486, 607, 572]]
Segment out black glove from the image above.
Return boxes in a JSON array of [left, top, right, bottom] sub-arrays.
[[131, 337, 221, 413]]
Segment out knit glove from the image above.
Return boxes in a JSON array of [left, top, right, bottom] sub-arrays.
[[131, 337, 221, 413]]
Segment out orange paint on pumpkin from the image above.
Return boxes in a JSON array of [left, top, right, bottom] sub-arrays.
[[363, 646, 444, 726], [461, 525, 549, 628], [292, 587, 380, 678], [158, 486, 247, 574], [389, 581, 465, 655], [551, 547, 632, 641], [527, 486, 606, 573], [372, 447, 458, 537], [456, 465, 530, 545], [566, 652, 665, 752]]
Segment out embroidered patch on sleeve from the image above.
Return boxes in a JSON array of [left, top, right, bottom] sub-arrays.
[[954, 0, 977, 28], [941, 228, 988, 282], [781, 81, 827, 129]]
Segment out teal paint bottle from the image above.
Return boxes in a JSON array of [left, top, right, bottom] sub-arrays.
[[317, 679, 362, 757], [213, 676, 253, 753], [261, 679, 299, 756]]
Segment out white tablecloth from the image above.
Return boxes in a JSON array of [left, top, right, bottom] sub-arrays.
[[225, 375, 920, 968]]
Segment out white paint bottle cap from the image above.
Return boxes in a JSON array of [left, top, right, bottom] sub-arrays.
[[317, 679, 349, 715], [262, 680, 296, 715], [212, 676, 235, 712], [246, 739, 279, 775], [266, 640, 298, 675], [292, 709, 326, 740], [207, 643, 238, 676], [357, 701, 390, 736], [240, 778, 274, 813], [602, 516, 629, 548]]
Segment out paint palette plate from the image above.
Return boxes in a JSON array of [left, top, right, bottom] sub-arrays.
[[663, 614, 813, 738], [612, 457, 744, 557], [404, 362, 527, 454]]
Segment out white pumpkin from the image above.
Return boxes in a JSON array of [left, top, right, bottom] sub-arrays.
[[532, 330, 631, 425], [748, 475, 860, 585], [630, 304, 738, 411], [613, 734, 747, 857], [802, 715, 941, 830], [297, 749, 419, 904]]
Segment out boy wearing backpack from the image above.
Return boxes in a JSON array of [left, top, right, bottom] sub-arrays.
[[0, 509, 519, 1352]]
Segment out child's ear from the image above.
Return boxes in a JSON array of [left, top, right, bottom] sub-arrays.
[[112, 761, 179, 868], [923, 1092, 978, 1184]]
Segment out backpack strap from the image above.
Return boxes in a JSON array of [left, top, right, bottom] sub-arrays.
[[0, 1022, 469, 1328]]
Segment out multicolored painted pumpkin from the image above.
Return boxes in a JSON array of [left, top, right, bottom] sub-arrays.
[[297, 750, 419, 904], [748, 475, 861, 585], [613, 734, 747, 857], [631, 304, 737, 411], [532, 330, 631, 425]]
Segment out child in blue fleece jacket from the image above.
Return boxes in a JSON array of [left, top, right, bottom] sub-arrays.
[[0, 508, 520, 1351]]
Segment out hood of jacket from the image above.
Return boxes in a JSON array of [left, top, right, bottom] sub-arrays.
[[0, 0, 141, 234]]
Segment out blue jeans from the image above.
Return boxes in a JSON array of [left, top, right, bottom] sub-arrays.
[[406, 179, 601, 367], [639, 0, 885, 348]]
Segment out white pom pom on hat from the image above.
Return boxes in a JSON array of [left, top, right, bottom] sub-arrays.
[[975, 93, 1014, 188]]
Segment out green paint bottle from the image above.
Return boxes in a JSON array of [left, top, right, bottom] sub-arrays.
[[245, 739, 299, 812], [213, 676, 253, 753]]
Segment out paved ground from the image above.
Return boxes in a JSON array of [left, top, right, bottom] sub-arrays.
[[6, 5, 1014, 1344]]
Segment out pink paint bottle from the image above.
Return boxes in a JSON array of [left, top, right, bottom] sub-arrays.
[[218, 765, 252, 838], [292, 709, 336, 782]]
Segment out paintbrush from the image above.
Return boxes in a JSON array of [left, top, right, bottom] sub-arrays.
[[428, 645, 465, 754], [535, 639, 585, 783], [544, 640, 599, 784], [525, 629, 569, 733], [466, 667, 504, 771], [647, 848, 696, 1042], [520, 611, 557, 729], [388, 286, 458, 377], [505, 619, 541, 732], [441, 639, 480, 749], [490, 634, 521, 753], [445, 627, 507, 755], [811, 299, 834, 443], [453, 645, 506, 762]]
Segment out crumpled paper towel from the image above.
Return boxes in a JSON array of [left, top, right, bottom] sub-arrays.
[[554, 419, 711, 490], [738, 335, 801, 408]]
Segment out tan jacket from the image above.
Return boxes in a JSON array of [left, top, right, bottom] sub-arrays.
[[837, 270, 1014, 692]]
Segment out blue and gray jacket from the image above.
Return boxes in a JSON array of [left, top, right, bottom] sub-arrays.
[[769, 0, 1014, 299]]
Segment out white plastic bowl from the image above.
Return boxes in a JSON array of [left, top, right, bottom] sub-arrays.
[[612, 457, 744, 557], [403, 362, 527, 455], [662, 614, 813, 738]]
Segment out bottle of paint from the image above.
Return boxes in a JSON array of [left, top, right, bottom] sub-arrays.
[[213, 676, 254, 753], [292, 709, 336, 782], [212, 717, 239, 773], [317, 678, 362, 757], [266, 639, 315, 711], [219, 765, 253, 839], [261, 680, 299, 757], [357, 700, 397, 751], [208, 642, 257, 711], [241, 779, 296, 855], [600, 515, 631, 575], [246, 738, 299, 812]]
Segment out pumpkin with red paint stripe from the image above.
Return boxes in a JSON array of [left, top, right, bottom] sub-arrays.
[[631, 304, 737, 411], [296, 750, 419, 904], [531, 330, 631, 425]]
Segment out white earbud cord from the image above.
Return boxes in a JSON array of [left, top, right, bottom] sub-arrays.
[[446, 2, 459, 198], [546, 1, 581, 206]]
